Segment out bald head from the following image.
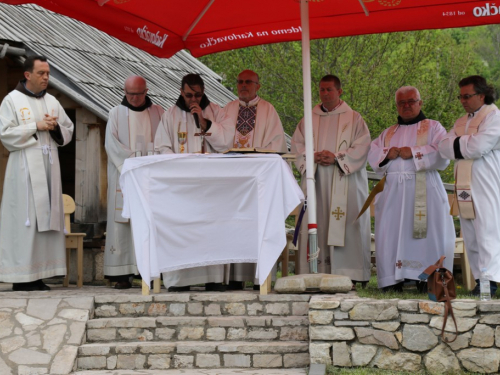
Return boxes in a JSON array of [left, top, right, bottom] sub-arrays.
[[124, 75, 148, 107], [237, 70, 261, 103]]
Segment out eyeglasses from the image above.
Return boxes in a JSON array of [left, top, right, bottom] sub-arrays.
[[457, 93, 479, 100], [396, 99, 420, 107], [237, 79, 259, 85], [183, 92, 203, 99], [125, 90, 147, 97]]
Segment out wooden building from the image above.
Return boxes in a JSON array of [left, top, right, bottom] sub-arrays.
[[0, 3, 236, 282]]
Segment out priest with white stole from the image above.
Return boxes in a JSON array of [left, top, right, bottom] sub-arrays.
[[104, 76, 164, 289], [154, 73, 234, 292], [222, 69, 287, 290], [0, 55, 74, 291], [439, 75, 500, 297], [291, 74, 371, 289], [369, 86, 455, 293]]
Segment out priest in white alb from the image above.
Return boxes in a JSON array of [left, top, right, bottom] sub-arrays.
[[0, 56, 74, 291], [222, 69, 287, 289], [104, 75, 164, 289], [439, 75, 500, 296], [369, 86, 455, 292], [291, 75, 371, 287], [154, 73, 234, 292]]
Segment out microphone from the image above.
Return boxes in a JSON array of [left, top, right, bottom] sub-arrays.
[[193, 113, 200, 128]]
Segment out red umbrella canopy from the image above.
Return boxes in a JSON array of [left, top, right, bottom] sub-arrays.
[[1, 0, 500, 58]]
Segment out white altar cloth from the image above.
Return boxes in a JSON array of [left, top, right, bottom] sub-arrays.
[[120, 153, 304, 287]]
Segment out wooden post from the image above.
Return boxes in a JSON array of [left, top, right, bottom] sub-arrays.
[[260, 273, 272, 295]]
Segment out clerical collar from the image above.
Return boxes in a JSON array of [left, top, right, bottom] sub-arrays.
[[121, 95, 153, 112], [397, 111, 427, 125], [15, 80, 46, 98], [468, 105, 484, 118], [239, 96, 260, 107], [175, 94, 210, 112], [321, 100, 343, 113]]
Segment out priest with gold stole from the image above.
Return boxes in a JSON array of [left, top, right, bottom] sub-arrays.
[[0, 56, 74, 291], [291, 75, 371, 288], [439, 75, 500, 296], [369, 86, 454, 292]]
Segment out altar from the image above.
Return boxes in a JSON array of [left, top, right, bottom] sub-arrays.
[[120, 153, 304, 293]]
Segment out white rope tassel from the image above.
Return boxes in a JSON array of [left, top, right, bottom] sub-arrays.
[[22, 150, 30, 227], [40, 144, 53, 164]]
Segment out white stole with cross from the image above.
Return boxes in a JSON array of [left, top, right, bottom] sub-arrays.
[[9, 90, 63, 232], [327, 107, 354, 247], [453, 104, 498, 219]]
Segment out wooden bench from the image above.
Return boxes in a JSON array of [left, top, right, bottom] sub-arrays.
[[62, 194, 86, 288]]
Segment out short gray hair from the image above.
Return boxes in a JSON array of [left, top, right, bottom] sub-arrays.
[[395, 86, 420, 103]]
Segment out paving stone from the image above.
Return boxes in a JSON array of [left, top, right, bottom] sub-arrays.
[[371, 322, 400, 332], [419, 301, 445, 315], [118, 328, 153, 341], [68, 322, 88, 345], [173, 355, 194, 368], [224, 303, 246, 315], [205, 304, 222, 316], [373, 348, 421, 371], [88, 317, 157, 329], [18, 366, 47, 375], [192, 294, 257, 302], [0, 335, 26, 353], [280, 326, 308, 341], [116, 343, 139, 354], [480, 314, 500, 324], [457, 348, 500, 373], [15, 312, 44, 328], [259, 295, 310, 302], [402, 324, 438, 352], [116, 354, 146, 369], [397, 300, 418, 312], [470, 324, 494, 347], [169, 303, 186, 316], [310, 326, 354, 341], [27, 333, 41, 347], [147, 303, 167, 316], [292, 302, 309, 316], [148, 354, 171, 369], [429, 316, 477, 333], [247, 328, 278, 340], [309, 310, 333, 325], [320, 275, 353, 293], [58, 308, 89, 321], [354, 327, 398, 350], [334, 310, 349, 320], [284, 352, 309, 368], [218, 342, 307, 354], [223, 354, 251, 367], [424, 343, 461, 375], [178, 326, 204, 340], [157, 317, 206, 326], [78, 356, 107, 370], [207, 327, 226, 340], [247, 303, 264, 316], [138, 342, 176, 354], [63, 297, 94, 310], [177, 342, 218, 354], [254, 354, 282, 368], [27, 298, 61, 320], [349, 302, 398, 321], [0, 318, 13, 339], [334, 320, 370, 327], [79, 344, 111, 356], [246, 317, 269, 327], [50, 345, 78, 374], [309, 343, 332, 365], [227, 328, 247, 340], [272, 316, 307, 327], [332, 341, 351, 367], [95, 305, 117, 317], [478, 302, 500, 312], [452, 301, 477, 317], [41, 324, 67, 355], [106, 356, 117, 370], [95, 295, 152, 303], [47, 317, 66, 326], [187, 303, 203, 315], [196, 354, 221, 368], [351, 343, 377, 366], [401, 313, 430, 323], [309, 296, 340, 310], [9, 348, 51, 365], [156, 327, 176, 340], [208, 317, 245, 327], [0, 355, 12, 375], [274, 276, 306, 293], [119, 303, 145, 315], [265, 303, 290, 315], [1, 299, 27, 308], [154, 294, 190, 303], [87, 328, 116, 341]]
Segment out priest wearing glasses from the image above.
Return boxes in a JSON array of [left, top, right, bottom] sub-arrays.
[[368, 86, 454, 293]]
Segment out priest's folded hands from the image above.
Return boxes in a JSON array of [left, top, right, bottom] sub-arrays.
[[36, 114, 58, 131]]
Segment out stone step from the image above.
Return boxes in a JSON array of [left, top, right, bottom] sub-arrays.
[[94, 293, 310, 318], [86, 316, 309, 342], [77, 341, 310, 370], [72, 368, 308, 374]]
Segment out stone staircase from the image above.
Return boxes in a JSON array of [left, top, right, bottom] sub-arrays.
[[75, 293, 311, 371]]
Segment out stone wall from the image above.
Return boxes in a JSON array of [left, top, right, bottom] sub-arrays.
[[309, 295, 500, 374]]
